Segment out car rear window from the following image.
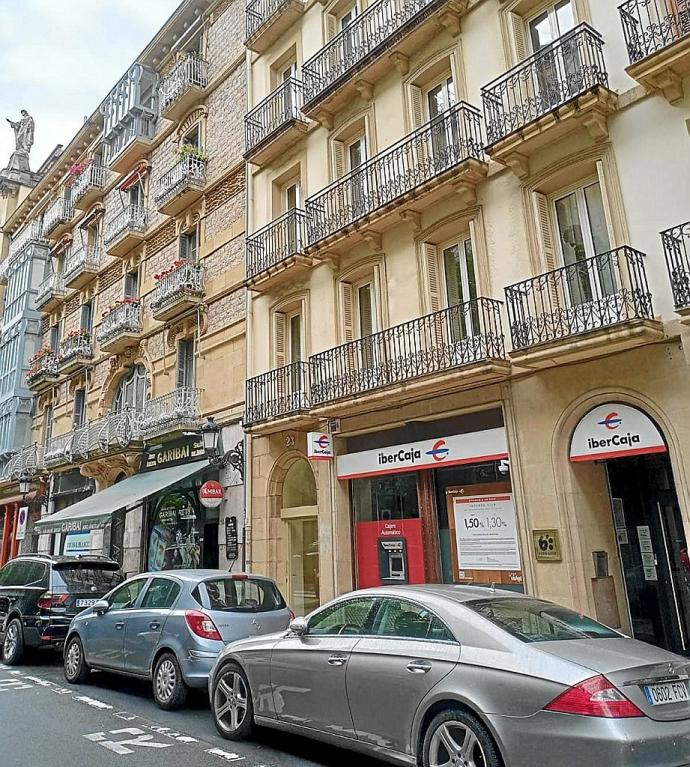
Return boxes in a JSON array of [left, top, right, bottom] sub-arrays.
[[466, 598, 621, 643], [51, 564, 123, 593], [200, 577, 285, 613]]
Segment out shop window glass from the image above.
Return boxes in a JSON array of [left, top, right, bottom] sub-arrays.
[[308, 597, 379, 636], [282, 459, 317, 508], [141, 577, 181, 609], [148, 491, 201, 571], [372, 598, 455, 642], [352, 474, 420, 523]]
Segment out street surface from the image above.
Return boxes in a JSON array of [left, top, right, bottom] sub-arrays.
[[0, 654, 385, 767]]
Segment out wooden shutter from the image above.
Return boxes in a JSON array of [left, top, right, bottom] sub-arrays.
[[341, 282, 355, 342], [73, 389, 86, 428], [596, 160, 617, 249], [274, 312, 287, 368], [333, 140, 346, 180], [510, 12, 528, 63], [422, 243, 442, 312], [327, 14, 337, 40], [176, 339, 193, 389], [410, 85, 425, 129], [532, 192, 556, 272]]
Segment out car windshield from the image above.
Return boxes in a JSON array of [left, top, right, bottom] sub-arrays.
[[202, 577, 285, 613], [52, 564, 123, 594], [466, 598, 621, 643]]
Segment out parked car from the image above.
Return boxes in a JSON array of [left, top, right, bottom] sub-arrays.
[[63, 570, 292, 710], [0, 554, 123, 665], [209, 584, 690, 767]]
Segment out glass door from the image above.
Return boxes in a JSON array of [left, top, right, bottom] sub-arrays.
[[426, 76, 456, 171], [443, 238, 479, 344], [288, 517, 320, 616], [355, 281, 377, 377], [347, 136, 367, 216]]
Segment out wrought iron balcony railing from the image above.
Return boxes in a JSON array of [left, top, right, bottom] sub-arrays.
[[64, 244, 102, 283], [151, 262, 204, 313], [245, 77, 305, 154], [26, 352, 59, 385], [245, 361, 311, 425], [482, 23, 609, 146], [42, 197, 73, 235], [662, 220, 690, 310], [246, 209, 307, 279], [104, 204, 148, 245], [71, 164, 107, 206], [305, 102, 484, 246], [59, 333, 93, 367], [107, 115, 155, 164], [620, 0, 690, 63], [302, 0, 442, 106], [159, 53, 209, 115], [97, 301, 142, 345], [139, 387, 202, 437], [246, 0, 294, 40], [0, 444, 45, 482], [9, 220, 47, 260], [505, 247, 654, 350], [155, 156, 207, 208], [36, 272, 66, 306], [310, 298, 504, 404]]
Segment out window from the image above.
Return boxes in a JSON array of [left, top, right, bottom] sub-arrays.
[[355, 281, 375, 338], [80, 302, 93, 333], [528, 0, 575, 52], [109, 578, 146, 609], [43, 405, 53, 445], [179, 230, 198, 262], [443, 238, 479, 335], [124, 270, 139, 299], [73, 389, 87, 429], [183, 124, 200, 149], [49, 324, 59, 352], [372, 599, 455, 641], [85, 222, 99, 249], [141, 577, 181, 609], [51, 564, 122, 593], [201, 577, 286, 613], [114, 363, 147, 412], [284, 181, 301, 212], [128, 185, 142, 208], [0, 561, 19, 586], [308, 597, 379, 636], [176, 338, 195, 389]]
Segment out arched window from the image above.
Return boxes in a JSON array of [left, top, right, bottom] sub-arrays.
[[282, 459, 317, 508], [114, 364, 147, 412]]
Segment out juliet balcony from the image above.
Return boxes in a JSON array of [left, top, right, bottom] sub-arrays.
[[245, 78, 307, 166], [159, 53, 209, 121], [481, 24, 616, 179], [64, 244, 102, 290], [8, 220, 47, 262], [58, 331, 94, 374], [97, 300, 143, 354], [138, 387, 202, 441], [71, 163, 107, 211], [104, 204, 148, 257], [246, 209, 314, 291], [246, 0, 305, 55], [662, 220, 690, 315], [620, 0, 690, 103], [0, 444, 45, 483], [245, 361, 311, 429], [155, 155, 207, 216], [42, 197, 74, 239], [26, 350, 59, 392], [302, 0, 467, 124], [305, 102, 486, 251], [151, 262, 204, 321], [504, 247, 663, 368], [36, 272, 67, 312]]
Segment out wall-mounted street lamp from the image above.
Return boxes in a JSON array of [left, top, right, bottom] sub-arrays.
[[200, 416, 244, 481], [201, 416, 220, 458], [18, 469, 31, 498]]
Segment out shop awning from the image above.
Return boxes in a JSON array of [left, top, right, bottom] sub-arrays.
[[34, 460, 209, 535]]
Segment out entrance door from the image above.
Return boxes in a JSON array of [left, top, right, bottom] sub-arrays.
[[288, 517, 320, 616], [607, 454, 690, 655]]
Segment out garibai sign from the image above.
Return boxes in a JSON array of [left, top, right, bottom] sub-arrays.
[[336, 428, 508, 480], [570, 403, 666, 462]]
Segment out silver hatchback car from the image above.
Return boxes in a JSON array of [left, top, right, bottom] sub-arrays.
[[209, 584, 690, 767], [64, 570, 291, 709]]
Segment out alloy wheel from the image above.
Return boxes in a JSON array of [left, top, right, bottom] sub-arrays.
[[155, 659, 177, 702], [3, 623, 18, 660], [429, 721, 487, 767], [65, 641, 81, 679], [214, 670, 248, 734]]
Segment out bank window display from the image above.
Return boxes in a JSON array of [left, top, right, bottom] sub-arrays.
[[148, 491, 202, 571]]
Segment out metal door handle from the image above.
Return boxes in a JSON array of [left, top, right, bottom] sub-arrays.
[[406, 660, 432, 674], [327, 655, 348, 666], [115, 622, 124, 630], [149, 622, 160, 630]]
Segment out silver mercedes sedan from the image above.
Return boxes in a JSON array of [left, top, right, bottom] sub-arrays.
[[208, 584, 690, 767]]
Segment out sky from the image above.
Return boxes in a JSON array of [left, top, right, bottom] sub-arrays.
[[0, 0, 182, 172]]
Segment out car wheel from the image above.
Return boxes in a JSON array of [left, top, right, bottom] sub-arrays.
[[64, 636, 90, 684], [153, 653, 188, 710], [1, 618, 24, 665], [211, 662, 254, 741], [422, 707, 501, 767]]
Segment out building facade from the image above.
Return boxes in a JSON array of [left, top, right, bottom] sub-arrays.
[[245, 0, 690, 655], [0, 0, 248, 576]]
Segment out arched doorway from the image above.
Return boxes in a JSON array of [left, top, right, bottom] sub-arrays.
[[281, 459, 319, 616], [570, 403, 690, 655]]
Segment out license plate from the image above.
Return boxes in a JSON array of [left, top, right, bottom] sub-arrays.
[[76, 599, 97, 608], [643, 681, 690, 706]]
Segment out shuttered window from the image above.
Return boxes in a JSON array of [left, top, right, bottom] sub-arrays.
[[274, 312, 287, 368], [80, 302, 93, 332], [180, 230, 198, 262], [176, 339, 195, 389], [532, 192, 556, 272], [73, 389, 86, 429], [124, 270, 139, 299], [43, 405, 53, 444]]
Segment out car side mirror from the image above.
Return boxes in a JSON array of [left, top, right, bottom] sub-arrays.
[[289, 617, 308, 636], [93, 599, 110, 615]]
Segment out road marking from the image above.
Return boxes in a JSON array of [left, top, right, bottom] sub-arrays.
[[205, 747, 246, 762], [114, 711, 139, 721], [74, 695, 114, 710], [83, 727, 174, 755], [0, 678, 32, 691]]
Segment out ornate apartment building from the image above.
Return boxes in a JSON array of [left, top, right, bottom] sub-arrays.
[[0, 0, 247, 575], [244, 0, 690, 655]]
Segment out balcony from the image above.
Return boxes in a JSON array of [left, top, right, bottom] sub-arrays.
[[246, 209, 315, 290], [36, 273, 67, 311], [64, 244, 102, 290], [620, 0, 690, 103], [310, 298, 507, 414], [58, 331, 94, 374], [107, 115, 155, 174], [26, 351, 59, 392], [42, 197, 74, 239], [505, 247, 663, 368], [245, 362, 311, 429], [104, 204, 147, 256], [151, 262, 204, 321], [159, 53, 209, 121], [155, 155, 207, 216], [0, 444, 45, 482], [482, 24, 616, 179], [71, 164, 107, 210], [97, 301, 142, 353], [246, 0, 305, 55], [8, 220, 47, 261], [302, 0, 465, 123], [138, 387, 202, 441], [305, 102, 486, 250], [662, 220, 690, 315], [245, 78, 307, 166]]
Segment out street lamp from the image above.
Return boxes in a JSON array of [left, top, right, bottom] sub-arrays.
[[18, 470, 30, 498], [201, 416, 220, 459]]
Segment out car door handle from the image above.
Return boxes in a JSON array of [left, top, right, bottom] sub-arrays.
[[327, 655, 348, 667], [406, 660, 432, 674], [115, 622, 124, 630], [149, 622, 160, 631]]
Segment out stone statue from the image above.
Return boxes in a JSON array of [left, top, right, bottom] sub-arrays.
[[6, 110, 34, 155], [1, 110, 36, 181]]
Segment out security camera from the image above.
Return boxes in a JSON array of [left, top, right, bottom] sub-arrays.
[[498, 459, 511, 475]]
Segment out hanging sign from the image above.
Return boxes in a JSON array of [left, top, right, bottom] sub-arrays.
[[15, 506, 28, 541], [570, 404, 666, 462], [307, 432, 334, 461], [199, 480, 224, 509], [225, 517, 239, 560]]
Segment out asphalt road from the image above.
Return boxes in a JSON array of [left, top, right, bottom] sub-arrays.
[[0, 653, 386, 767]]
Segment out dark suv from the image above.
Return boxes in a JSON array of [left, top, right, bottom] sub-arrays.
[[0, 554, 123, 664]]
